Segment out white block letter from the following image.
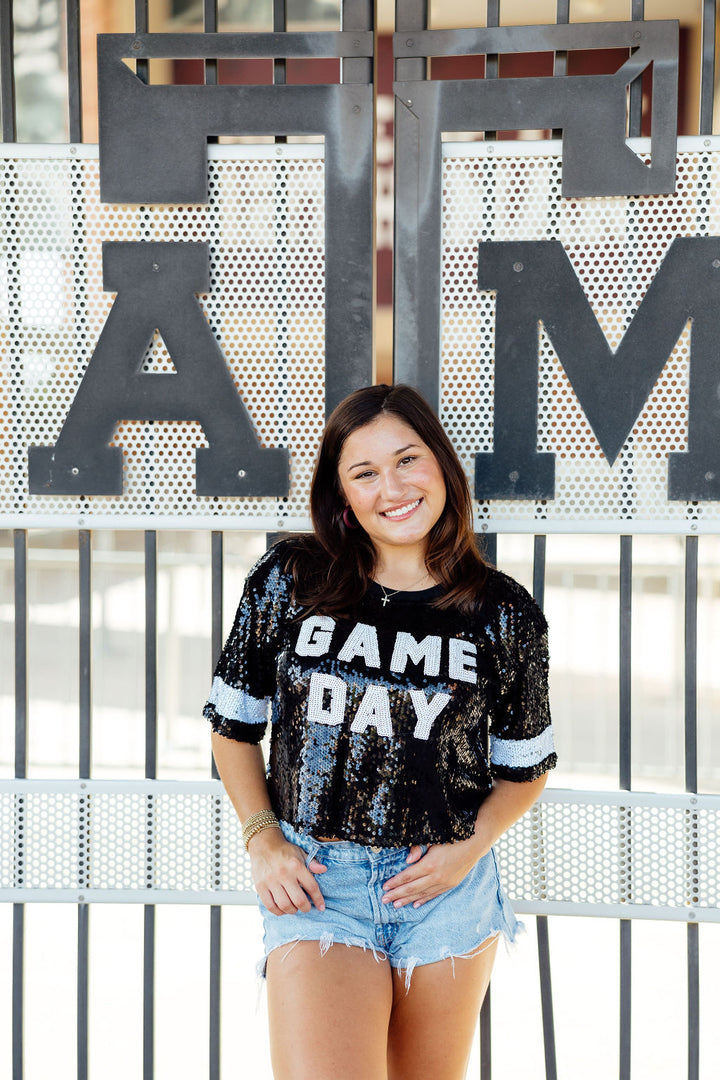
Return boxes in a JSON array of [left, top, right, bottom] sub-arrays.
[[410, 690, 451, 740], [389, 632, 442, 676], [337, 622, 381, 668], [448, 638, 477, 683], [307, 672, 347, 725], [350, 685, 393, 737], [296, 615, 336, 657]]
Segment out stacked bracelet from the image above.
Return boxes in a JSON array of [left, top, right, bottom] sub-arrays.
[[242, 809, 281, 850]]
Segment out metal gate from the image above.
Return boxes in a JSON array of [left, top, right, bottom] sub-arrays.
[[1, 1, 720, 1078]]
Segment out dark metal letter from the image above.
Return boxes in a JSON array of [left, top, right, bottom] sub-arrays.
[[28, 242, 289, 496]]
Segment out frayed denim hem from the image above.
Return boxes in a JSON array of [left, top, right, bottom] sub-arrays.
[[257, 931, 388, 979], [392, 926, 506, 993]]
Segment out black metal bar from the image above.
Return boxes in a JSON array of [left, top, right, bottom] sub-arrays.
[[532, 536, 557, 1080], [619, 536, 632, 791], [685, 535, 699, 1080], [620, 919, 632, 1080], [210, 532, 224, 1079], [210, 906, 222, 1080], [480, 989, 491, 1079], [628, 0, 644, 138], [688, 922, 699, 1080], [66, 0, 83, 142], [394, 0, 427, 81], [145, 531, 158, 780], [77, 904, 89, 1080], [211, 531, 224, 784], [13, 529, 27, 1080], [78, 530, 91, 1080], [684, 536, 698, 794], [135, 0, 149, 83], [143, 532, 157, 1080], [536, 917, 558, 1080], [143, 905, 155, 1080], [79, 531, 92, 779], [204, 0, 218, 87], [14, 530, 27, 779], [342, 0, 373, 84], [699, 0, 716, 135], [619, 534, 632, 1080], [486, 0, 500, 85], [12, 903, 23, 1079], [0, 0, 17, 141], [273, 0, 286, 87]]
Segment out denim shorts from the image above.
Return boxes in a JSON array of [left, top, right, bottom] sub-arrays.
[[258, 821, 521, 988]]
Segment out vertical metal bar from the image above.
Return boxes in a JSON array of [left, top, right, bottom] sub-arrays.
[[14, 531, 27, 779], [619, 536, 632, 792], [12, 904, 24, 1079], [273, 0, 286, 86], [145, 532, 158, 780], [204, 0, 218, 86], [628, 0, 645, 137], [210, 531, 224, 1080], [210, 905, 222, 1080], [135, 0, 149, 83], [685, 535, 699, 1080], [342, 0, 373, 84], [684, 536, 698, 794], [699, 0, 716, 135], [620, 919, 632, 1080], [0, 0, 17, 141], [394, 0, 427, 81], [688, 923, 699, 1080], [551, 1, 569, 138], [77, 904, 89, 1080], [66, 0, 83, 142], [619, 535, 632, 1080], [479, 990, 491, 1080], [144, 531, 157, 1080], [485, 0, 499, 142], [479, 532, 497, 567], [79, 531, 92, 778], [13, 529, 27, 1080], [78, 530, 92, 1080], [532, 536, 558, 1080], [143, 905, 155, 1080]]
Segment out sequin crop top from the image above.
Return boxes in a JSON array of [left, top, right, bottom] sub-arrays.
[[203, 539, 556, 847]]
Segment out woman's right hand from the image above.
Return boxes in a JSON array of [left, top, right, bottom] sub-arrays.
[[247, 828, 327, 915]]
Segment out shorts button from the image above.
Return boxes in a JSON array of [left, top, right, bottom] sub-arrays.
[[370, 845, 382, 853]]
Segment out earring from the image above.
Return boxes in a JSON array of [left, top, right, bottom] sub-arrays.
[[342, 506, 359, 530]]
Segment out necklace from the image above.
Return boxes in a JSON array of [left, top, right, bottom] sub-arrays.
[[376, 571, 432, 607]]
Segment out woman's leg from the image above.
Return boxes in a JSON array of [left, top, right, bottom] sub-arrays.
[[266, 940, 394, 1080], [386, 935, 499, 1080]]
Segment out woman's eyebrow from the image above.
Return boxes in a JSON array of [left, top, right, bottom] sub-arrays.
[[345, 443, 419, 472]]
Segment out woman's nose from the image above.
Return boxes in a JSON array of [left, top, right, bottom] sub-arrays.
[[380, 469, 405, 500]]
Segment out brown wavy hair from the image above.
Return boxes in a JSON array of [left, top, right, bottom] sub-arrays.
[[284, 384, 489, 615]]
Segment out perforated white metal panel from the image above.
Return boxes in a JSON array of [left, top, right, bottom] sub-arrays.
[[2, 781, 718, 919], [0, 145, 324, 530], [441, 136, 720, 533]]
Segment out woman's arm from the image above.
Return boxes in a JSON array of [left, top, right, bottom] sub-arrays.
[[380, 774, 548, 909], [211, 732, 327, 914]]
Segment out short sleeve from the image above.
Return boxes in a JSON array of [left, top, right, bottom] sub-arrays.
[[488, 589, 556, 782], [202, 544, 292, 744]]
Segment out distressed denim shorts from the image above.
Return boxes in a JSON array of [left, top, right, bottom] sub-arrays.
[[258, 820, 521, 988]]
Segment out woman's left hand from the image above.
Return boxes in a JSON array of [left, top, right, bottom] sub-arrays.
[[381, 837, 484, 909]]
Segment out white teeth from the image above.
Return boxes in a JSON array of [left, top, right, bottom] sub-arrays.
[[383, 499, 420, 518]]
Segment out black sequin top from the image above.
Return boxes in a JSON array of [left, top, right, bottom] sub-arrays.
[[204, 539, 555, 846]]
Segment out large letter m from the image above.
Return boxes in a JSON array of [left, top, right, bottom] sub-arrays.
[[474, 238, 720, 503]]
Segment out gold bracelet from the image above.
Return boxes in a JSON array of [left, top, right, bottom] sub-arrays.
[[242, 809, 281, 851]]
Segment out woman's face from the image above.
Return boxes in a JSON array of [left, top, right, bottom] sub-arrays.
[[337, 414, 447, 560]]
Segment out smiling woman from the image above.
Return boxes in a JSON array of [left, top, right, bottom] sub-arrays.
[[205, 384, 556, 1080]]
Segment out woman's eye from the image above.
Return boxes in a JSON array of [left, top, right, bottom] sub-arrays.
[[399, 455, 418, 466], [353, 470, 374, 480]]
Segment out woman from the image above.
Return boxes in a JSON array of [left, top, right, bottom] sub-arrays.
[[205, 384, 555, 1080]]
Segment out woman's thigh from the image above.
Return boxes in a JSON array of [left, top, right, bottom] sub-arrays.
[[266, 940, 394, 1080], [386, 935, 499, 1080]]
